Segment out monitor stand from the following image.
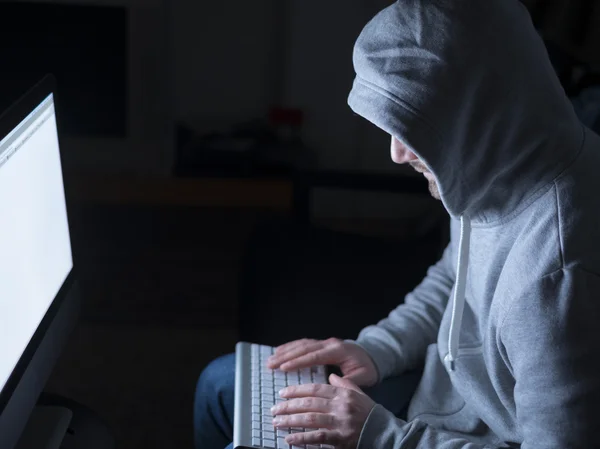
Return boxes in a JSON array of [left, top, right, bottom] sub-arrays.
[[15, 394, 114, 449], [15, 406, 72, 449]]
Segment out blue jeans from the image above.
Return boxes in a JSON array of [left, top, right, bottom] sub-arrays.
[[193, 353, 422, 449]]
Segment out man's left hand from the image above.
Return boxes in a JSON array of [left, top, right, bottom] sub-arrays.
[[271, 373, 376, 449]]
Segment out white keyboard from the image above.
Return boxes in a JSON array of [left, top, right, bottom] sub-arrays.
[[233, 342, 334, 449]]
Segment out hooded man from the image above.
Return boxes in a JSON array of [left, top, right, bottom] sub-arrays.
[[194, 1, 600, 448]]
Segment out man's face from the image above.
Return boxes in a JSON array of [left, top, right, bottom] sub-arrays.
[[391, 136, 440, 200]]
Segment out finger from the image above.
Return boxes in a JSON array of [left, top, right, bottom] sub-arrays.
[[268, 341, 323, 369], [268, 342, 322, 369], [275, 340, 322, 360], [286, 429, 341, 447], [329, 373, 364, 394], [274, 339, 316, 355], [272, 412, 334, 430], [279, 347, 334, 371], [340, 371, 365, 386], [271, 397, 330, 416], [280, 383, 338, 399]]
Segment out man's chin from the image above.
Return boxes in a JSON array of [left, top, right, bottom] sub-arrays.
[[428, 180, 441, 200]]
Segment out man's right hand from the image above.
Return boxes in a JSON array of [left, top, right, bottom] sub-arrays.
[[266, 338, 379, 387]]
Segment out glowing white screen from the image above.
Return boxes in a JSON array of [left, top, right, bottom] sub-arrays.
[[0, 94, 73, 394]]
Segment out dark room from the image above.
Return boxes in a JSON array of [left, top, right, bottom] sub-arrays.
[[1, 1, 599, 448]]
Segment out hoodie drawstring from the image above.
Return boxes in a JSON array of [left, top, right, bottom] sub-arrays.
[[445, 216, 471, 372]]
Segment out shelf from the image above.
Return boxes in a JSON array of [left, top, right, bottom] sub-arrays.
[[64, 174, 294, 210]]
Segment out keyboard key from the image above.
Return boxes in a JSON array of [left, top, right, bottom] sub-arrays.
[[242, 347, 330, 449], [261, 401, 273, 414], [321, 445, 335, 449], [263, 431, 276, 440]]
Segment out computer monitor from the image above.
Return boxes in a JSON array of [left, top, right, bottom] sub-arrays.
[[0, 76, 81, 449]]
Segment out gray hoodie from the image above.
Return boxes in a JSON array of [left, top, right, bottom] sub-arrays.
[[347, 1, 600, 448]]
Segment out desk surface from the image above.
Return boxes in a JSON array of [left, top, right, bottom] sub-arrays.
[[65, 174, 294, 210]]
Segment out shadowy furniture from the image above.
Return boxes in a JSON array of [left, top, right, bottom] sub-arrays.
[[238, 217, 445, 346], [237, 166, 446, 345]]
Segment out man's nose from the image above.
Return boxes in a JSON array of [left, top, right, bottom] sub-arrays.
[[391, 136, 418, 164]]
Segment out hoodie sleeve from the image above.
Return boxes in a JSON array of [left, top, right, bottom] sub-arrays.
[[357, 405, 502, 449], [353, 268, 600, 449], [499, 268, 600, 449], [352, 242, 455, 381]]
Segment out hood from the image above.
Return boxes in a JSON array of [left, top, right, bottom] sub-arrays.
[[348, 0, 584, 223]]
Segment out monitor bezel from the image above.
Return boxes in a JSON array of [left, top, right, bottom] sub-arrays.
[[0, 74, 76, 417]]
